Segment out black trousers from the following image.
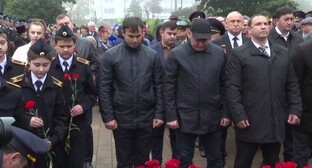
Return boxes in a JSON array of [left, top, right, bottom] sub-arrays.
[[52, 116, 87, 168], [113, 126, 153, 168], [234, 140, 281, 168], [293, 126, 312, 168]]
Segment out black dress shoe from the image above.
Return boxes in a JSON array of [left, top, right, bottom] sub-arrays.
[[84, 162, 93, 168]]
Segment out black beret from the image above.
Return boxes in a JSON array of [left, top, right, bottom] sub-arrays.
[[7, 126, 48, 163], [207, 18, 225, 35], [189, 11, 206, 22], [15, 24, 26, 34], [29, 38, 51, 57], [55, 24, 75, 38]]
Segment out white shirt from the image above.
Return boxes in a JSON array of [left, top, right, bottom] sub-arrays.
[[228, 32, 243, 48], [275, 27, 289, 41], [251, 40, 271, 57], [31, 72, 47, 91], [12, 43, 32, 63], [0, 55, 7, 74], [58, 55, 73, 72]]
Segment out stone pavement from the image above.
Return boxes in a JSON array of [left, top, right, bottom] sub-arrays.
[[91, 105, 268, 168]]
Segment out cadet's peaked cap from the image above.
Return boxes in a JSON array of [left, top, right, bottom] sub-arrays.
[[55, 24, 75, 38], [7, 126, 48, 163], [29, 38, 51, 57]]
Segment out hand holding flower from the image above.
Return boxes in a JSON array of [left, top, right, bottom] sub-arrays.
[[30, 116, 44, 128]]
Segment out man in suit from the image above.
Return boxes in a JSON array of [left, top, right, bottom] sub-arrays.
[[150, 21, 178, 164], [225, 14, 302, 168], [212, 11, 249, 165], [292, 39, 312, 168], [82, 22, 99, 40], [268, 6, 303, 161]]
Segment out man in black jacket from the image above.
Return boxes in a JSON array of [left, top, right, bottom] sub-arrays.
[[97, 17, 164, 168], [268, 6, 304, 162], [163, 19, 229, 168], [225, 14, 301, 168], [292, 39, 312, 168]]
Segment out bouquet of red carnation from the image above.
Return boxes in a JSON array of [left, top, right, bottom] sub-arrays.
[[64, 73, 80, 154], [145, 160, 161, 168], [165, 158, 180, 168], [275, 161, 297, 168]]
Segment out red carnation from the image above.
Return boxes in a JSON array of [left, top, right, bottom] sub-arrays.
[[72, 73, 79, 80], [64, 73, 71, 80], [145, 160, 160, 168], [25, 100, 36, 110], [188, 164, 201, 168], [165, 158, 180, 168], [284, 162, 297, 168], [262, 165, 271, 168]]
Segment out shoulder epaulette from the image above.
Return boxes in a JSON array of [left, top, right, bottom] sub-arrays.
[[77, 57, 90, 65], [6, 81, 21, 88], [51, 76, 63, 87], [11, 74, 24, 83], [11, 59, 26, 66]]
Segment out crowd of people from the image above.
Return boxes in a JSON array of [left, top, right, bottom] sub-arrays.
[[0, 4, 312, 168]]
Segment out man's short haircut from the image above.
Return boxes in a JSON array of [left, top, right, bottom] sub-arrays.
[[248, 14, 267, 27], [160, 21, 177, 31], [122, 17, 144, 33], [272, 6, 293, 19], [55, 14, 71, 23]]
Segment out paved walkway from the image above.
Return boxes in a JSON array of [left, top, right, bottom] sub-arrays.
[[91, 105, 274, 168]]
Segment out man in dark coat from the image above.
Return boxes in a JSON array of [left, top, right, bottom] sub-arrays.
[[150, 21, 178, 164], [97, 17, 164, 168], [292, 39, 312, 168], [268, 6, 304, 161], [225, 14, 302, 168], [163, 19, 230, 168]]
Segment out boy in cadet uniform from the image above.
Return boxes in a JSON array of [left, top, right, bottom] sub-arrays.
[[11, 38, 67, 168], [48, 24, 97, 168], [1, 125, 48, 168], [0, 31, 25, 81]]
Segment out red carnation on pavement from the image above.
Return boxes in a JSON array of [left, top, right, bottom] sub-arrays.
[[25, 100, 36, 110], [165, 158, 180, 168], [145, 160, 160, 168]]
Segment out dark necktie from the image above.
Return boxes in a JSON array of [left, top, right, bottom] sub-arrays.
[[233, 36, 239, 48], [258, 46, 269, 56], [0, 66, 3, 77], [63, 61, 69, 73], [35, 80, 42, 93]]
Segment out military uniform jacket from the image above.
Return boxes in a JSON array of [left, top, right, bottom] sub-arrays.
[[18, 73, 67, 145], [2, 56, 25, 81], [0, 77, 28, 129], [49, 56, 97, 120]]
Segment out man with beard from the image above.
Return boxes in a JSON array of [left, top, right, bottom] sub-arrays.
[[97, 17, 164, 168]]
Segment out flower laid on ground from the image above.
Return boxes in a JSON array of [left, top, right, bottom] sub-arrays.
[[25, 100, 53, 167], [165, 158, 180, 168], [263, 161, 298, 168], [64, 73, 80, 154], [188, 164, 201, 168], [145, 160, 161, 168]]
